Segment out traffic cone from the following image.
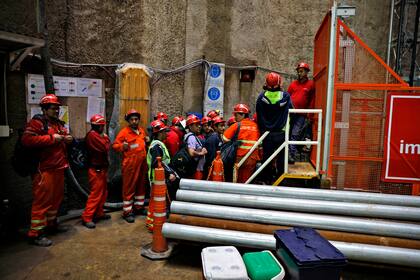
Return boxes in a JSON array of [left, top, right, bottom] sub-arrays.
[[207, 151, 224, 182], [145, 190, 154, 232], [141, 157, 174, 259]]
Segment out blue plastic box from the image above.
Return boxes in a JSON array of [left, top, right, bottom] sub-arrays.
[[274, 227, 347, 280]]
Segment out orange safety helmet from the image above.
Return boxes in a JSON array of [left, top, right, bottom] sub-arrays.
[[207, 110, 220, 119], [150, 120, 169, 134], [172, 116, 184, 126], [212, 116, 225, 126], [125, 109, 141, 121], [296, 62, 310, 71], [233, 103, 250, 114], [155, 111, 168, 121], [265, 72, 282, 89], [90, 114, 106, 125], [227, 116, 236, 127], [201, 116, 212, 125], [39, 94, 61, 106], [186, 114, 201, 127]]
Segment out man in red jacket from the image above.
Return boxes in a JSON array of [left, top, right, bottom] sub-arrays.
[[155, 112, 182, 157], [81, 114, 111, 229], [21, 94, 73, 246], [287, 62, 315, 162], [112, 109, 148, 223]]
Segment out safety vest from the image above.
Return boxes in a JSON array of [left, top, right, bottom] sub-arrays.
[[147, 140, 171, 182]]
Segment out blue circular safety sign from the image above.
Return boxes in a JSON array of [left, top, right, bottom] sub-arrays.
[[209, 65, 221, 78], [208, 87, 220, 100]]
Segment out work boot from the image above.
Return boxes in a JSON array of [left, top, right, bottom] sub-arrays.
[[82, 221, 96, 229], [29, 235, 53, 247], [123, 214, 135, 223], [94, 214, 111, 222]]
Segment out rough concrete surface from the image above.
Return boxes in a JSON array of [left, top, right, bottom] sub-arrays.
[[0, 212, 202, 280], [1, 211, 420, 280]]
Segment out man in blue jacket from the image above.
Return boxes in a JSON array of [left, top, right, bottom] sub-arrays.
[[256, 72, 293, 183]]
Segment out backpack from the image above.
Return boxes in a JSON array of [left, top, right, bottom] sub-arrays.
[[220, 123, 241, 182], [68, 137, 88, 169], [11, 114, 48, 177], [171, 133, 201, 178]]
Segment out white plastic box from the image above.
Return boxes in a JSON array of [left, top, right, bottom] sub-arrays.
[[201, 246, 249, 280]]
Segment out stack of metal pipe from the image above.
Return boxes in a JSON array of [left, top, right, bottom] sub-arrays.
[[163, 179, 420, 268]]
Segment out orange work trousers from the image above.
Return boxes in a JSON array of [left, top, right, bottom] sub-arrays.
[[236, 157, 257, 183], [122, 153, 147, 216], [28, 169, 65, 238], [82, 168, 108, 223]]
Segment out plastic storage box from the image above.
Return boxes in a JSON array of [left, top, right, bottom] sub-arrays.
[[201, 246, 249, 280], [274, 227, 347, 280], [242, 250, 285, 280]]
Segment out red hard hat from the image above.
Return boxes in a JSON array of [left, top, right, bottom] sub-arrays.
[[296, 62, 310, 71], [39, 94, 61, 106], [125, 109, 141, 121], [212, 116, 225, 126], [155, 111, 168, 121], [207, 110, 220, 119], [227, 116, 236, 126], [186, 114, 200, 126], [90, 114, 106, 125], [201, 116, 212, 125], [150, 120, 168, 134], [172, 116, 184, 126], [265, 72, 282, 89], [233, 103, 250, 114]]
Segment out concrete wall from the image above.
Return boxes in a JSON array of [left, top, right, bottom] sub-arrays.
[[0, 0, 393, 227]]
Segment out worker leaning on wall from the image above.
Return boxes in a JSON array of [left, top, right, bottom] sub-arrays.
[[112, 109, 149, 223], [22, 94, 73, 247]]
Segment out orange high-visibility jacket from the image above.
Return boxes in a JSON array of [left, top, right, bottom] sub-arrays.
[[223, 118, 260, 160], [112, 126, 147, 158]]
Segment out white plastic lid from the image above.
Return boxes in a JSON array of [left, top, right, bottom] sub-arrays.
[[202, 246, 249, 280]]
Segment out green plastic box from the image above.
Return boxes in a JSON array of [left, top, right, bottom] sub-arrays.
[[242, 250, 285, 280]]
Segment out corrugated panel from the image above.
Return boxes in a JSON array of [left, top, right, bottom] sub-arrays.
[[119, 67, 150, 130]]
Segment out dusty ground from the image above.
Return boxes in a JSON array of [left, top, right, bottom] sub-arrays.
[[1, 211, 419, 280], [0, 212, 202, 280]]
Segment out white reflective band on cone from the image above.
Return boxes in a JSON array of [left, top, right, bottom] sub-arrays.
[[154, 196, 166, 202], [154, 212, 166, 218], [153, 180, 166, 185]]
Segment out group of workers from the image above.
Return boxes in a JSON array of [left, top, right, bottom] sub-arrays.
[[21, 62, 314, 246]]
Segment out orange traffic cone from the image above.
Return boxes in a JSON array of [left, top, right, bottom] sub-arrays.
[[141, 157, 174, 259], [207, 151, 224, 182]]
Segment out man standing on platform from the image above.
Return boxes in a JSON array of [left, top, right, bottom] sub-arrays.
[[287, 62, 315, 162]]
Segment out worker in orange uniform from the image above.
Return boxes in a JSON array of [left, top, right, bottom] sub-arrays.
[[112, 109, 148, 223], [21, 94, 73, 246], [287, 62, 315, 162], [223, 104, 260, 183], [81, 114, 111, 229], [185, 114, 207, 179]]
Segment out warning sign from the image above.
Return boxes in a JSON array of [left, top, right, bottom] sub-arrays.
[[382, 92, 420, 183]]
